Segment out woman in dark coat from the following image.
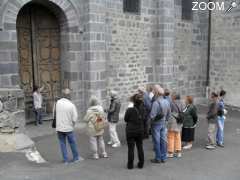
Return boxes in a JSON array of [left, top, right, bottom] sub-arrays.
[[124, 93, 145, 169], [182, 96, 198, 150]]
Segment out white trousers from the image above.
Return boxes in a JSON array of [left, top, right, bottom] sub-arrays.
[[89, 135, 107, 156], [109, 122, 120, 144]]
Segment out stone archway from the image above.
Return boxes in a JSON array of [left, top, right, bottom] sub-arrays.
[[0, 0, 84, 122]]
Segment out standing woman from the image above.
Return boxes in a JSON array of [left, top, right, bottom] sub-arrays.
[[167, 93, 184, 158], [33, 85, 44, 126], [83, 96, 108, 159], [107, 90, 121, 148], [182, 96, 198, 150], [124, 94, 145, 169]]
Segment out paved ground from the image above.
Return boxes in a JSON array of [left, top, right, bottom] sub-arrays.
[[0, 105, 240, 180]]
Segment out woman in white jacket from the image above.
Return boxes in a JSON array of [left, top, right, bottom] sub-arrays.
[[83, 96, 108, 159]]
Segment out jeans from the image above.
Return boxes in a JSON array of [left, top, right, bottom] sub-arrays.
[[127, 133, 144, 168], [57, 131, 79, 162], [216, 116, 224, 145], [152, 121, 168, 161], [89, 135, 107, 156], [34, 108, 42, 125], [109, 122, 120, 144]]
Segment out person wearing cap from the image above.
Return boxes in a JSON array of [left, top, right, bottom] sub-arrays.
[[205, 92, 219, 150], [150, 85, 171, 163], [106, 90, 121, 148], [55, 88, 83, 164]]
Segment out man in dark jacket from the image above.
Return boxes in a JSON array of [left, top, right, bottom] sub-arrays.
[[206, 92, 219, 150], [107, 90, 121, 148]]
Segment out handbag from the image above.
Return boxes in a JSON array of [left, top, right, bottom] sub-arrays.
[[172, 102, 184, 124], [52, 104, 56, 128]]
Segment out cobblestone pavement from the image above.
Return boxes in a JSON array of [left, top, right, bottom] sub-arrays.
[[0, 105, 240, 180]]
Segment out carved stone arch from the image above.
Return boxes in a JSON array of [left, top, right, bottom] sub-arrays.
[[0, 0, 80, 31]]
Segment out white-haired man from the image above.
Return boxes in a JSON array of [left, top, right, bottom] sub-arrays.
[[150, 85, 171, 163], [55, 88, 83, 164]]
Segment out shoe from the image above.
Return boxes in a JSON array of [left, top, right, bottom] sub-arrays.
[[205, 145, 216, 150], [151, 159, 161, 164], [112, 143, 121, 148], [176, 152, 182, 158], [107, 141, 113, 145], [100, 153, 109, 158], [137, 162, 144, 169], [183, 144, 192, 150], [161, 160, 166, 163], [167, 153, 174, 158], [92, 154, 99, 160], [217, 143, 224, 148], [72, 156, 84, 163]]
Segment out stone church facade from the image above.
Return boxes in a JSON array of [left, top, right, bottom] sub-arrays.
[[0, 0, 238, 126]]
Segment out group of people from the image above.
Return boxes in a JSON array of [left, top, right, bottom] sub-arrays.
[[32, 84, 227, 168]]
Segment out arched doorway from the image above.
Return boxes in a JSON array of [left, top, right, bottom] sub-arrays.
[[17, 3, 61, 121]]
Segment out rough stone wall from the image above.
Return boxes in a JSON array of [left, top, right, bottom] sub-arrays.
[[210, 3, 240, 107], [105, 0, 158, 106], [173, 0, 209, 100]]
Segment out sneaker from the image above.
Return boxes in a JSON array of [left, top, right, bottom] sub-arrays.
[[107, 141, 113, 145], [71, 157, 84, 163], [217, 143, 224, 148], [100, 153, 109, 158], [183, 144, 192, 150], [151, 159, 161, 164], [112, 143, 121, 148], [92, 154, 99, 160], [167, 153, 174, 158], [176, 152, 182, 158], [205, 145, 216, 150]]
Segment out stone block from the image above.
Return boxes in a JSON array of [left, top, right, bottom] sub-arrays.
[[0, 63, 18, 74]]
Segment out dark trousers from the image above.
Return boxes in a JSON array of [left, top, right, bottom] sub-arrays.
[[127, 133, 144, 169]]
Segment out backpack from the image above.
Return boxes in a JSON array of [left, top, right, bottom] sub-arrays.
[[172, 102, 184, 124], [91, 113, 108, 132]]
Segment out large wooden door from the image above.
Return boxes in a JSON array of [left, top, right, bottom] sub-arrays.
[[17, 4, 61, 119]]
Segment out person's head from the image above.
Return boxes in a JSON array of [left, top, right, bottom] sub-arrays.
[[146, 84, 153, 92], [33, 86, 39, 93], [164, 89, 170, 97], [153, 85, 164, 97], [137, 86, 145, 95], [185, 96, 193, 105], [171, 92, 180, 101], [62, 88, 71, 99], [89, 96, 100, 107], [210, 92, 218, 101], [219, 90, 226, 98], [110, 90, 118, 99], [131, 93, 143, 107]]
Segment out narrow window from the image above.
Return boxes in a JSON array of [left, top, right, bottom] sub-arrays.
[[123, 0, 140, 14], [182, 0, 193, 20]]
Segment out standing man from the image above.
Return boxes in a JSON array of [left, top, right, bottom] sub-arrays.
[[150, 85, 171, 163], [216, 90, 227, 147], [107, 90, 121, 148], [33, 85, 44, 126], [205, 92, 219, 150], [55, 88, 82, 164]]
